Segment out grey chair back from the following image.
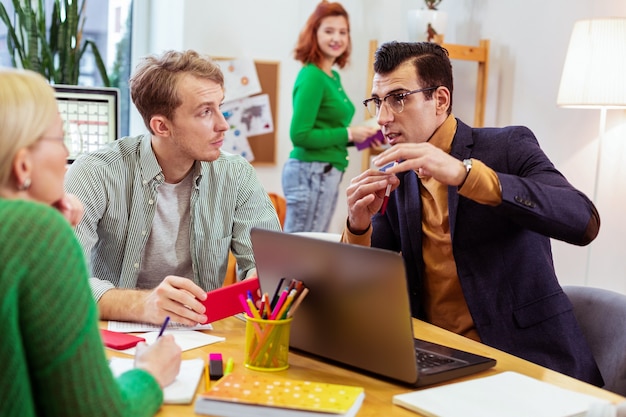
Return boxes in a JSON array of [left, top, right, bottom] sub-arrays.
[[563, 285, 626, 396]]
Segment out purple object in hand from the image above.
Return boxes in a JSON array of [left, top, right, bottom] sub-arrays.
[[356, 130, 384, 150]]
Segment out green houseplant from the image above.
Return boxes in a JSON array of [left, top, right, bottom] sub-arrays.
[[0, 0, 110, 86]]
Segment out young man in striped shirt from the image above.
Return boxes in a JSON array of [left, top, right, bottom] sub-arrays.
[[65, 50, 281, 326]]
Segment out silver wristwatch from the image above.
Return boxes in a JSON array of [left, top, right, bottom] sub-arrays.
[[463, 158, 473, 174]]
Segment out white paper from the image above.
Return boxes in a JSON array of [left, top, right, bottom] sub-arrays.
[[215, 58, 262, 102], [109, 357, 204, 404], [238, 94, 274, 137], [221, 128, 254, 162], [107, 320, 213, 333], [108, 330, 225, 355], [392, 372, 609, 417]]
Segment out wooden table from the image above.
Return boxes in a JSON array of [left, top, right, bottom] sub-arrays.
[[105, 317, 624, 416]]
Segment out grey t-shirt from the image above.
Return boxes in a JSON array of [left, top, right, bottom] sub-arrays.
[[136, 172, 194, 289]]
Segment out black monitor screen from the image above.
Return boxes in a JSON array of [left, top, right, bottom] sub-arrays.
[[53, 84, 120, 162]]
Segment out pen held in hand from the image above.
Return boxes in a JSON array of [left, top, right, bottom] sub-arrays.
[[157, 316, 171, 338], [379, 161, 398, 215], [380, 183, 393, 215]]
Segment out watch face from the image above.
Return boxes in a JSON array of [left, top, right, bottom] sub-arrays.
[[463, 159, 472, 172]]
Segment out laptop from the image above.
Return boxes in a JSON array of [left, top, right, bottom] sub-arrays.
[[250, 228, 496, 387]]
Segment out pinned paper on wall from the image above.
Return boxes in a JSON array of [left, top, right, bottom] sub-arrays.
[[222, 124, 255, 162], [233, 94, 273, 136], [221, 101, 254, 162], [221, 94, 273, 162], [213, 58, 274, 163], [215, 58, 262, 102]]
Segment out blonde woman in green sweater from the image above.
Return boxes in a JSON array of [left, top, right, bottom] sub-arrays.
[[0, 68, 181, 417]]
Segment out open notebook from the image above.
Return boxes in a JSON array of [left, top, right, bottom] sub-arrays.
[[109, 358, 204, 404], [251, 228, 495, 387]]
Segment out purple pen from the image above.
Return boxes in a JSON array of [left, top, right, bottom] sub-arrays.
[[157, 316, 170, 338]]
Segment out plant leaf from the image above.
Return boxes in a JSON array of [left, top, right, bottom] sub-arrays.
[[83, 39, 110, 87]]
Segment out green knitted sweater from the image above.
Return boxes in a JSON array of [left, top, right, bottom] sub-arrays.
[[0, 199, 163, 417], [289, 63, 356, 171]]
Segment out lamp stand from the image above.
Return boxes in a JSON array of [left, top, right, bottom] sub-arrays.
[[584, 107, 607, 285]]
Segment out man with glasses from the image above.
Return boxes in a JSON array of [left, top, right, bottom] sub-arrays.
[[342, 41, 603, 386]]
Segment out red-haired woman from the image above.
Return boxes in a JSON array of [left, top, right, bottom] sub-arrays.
[[282, 1, 378, 233]]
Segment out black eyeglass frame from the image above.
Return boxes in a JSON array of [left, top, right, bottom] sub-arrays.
[[362, 86, 440, 116]]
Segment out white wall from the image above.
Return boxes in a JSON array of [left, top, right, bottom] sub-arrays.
[[134, 0, 626, 294]]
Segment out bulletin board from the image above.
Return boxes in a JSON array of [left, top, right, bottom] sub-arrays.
[[250, 60, 279, 166], [215, 57, 280, 166]]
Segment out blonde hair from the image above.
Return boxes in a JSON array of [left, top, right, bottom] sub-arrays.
[[0, 68, 58, 188]]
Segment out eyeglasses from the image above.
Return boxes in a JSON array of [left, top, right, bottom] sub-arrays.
[[362, 86, 439, 117]]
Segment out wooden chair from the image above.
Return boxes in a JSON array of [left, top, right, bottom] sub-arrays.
[[361, 39, 490, 171], [223, 192, 286, 286]]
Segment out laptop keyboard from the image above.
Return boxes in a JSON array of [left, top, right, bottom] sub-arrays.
[[416, 348, 456, 370]]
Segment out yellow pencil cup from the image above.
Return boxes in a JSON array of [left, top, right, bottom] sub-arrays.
[[244, 316, 292, 371]]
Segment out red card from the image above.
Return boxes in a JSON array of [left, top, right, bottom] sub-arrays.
[[101, 329, 145, 350], [200, 277, 261, 324]]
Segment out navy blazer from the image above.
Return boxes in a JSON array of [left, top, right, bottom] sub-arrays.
[[372, 119, 603, 386]]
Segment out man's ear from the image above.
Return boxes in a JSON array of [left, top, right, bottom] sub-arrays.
[[434, 87, 451, 115], [11, 148, 34, 188], [150, 115, 171, 137]]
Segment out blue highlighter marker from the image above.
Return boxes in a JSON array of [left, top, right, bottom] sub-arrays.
[[379, 161, 397, 172]]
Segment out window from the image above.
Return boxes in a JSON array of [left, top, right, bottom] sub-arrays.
[[0, 0, 133, 136]]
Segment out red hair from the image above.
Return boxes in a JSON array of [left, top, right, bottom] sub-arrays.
[[293, 1, 351, 69]]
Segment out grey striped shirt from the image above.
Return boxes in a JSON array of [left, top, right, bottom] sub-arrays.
[[65, 134, 281, 301]]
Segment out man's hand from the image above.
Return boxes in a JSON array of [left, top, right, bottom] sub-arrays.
[[142, 276, 209, 326], [372, 143, 467, 186], [99, 276, 209, 326], [346, 168, 399, 233]]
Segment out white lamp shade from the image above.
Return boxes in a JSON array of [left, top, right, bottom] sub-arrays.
[[557, 17, 626, 109]]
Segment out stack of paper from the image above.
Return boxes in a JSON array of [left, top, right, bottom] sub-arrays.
[[392, 371, 609, 417]]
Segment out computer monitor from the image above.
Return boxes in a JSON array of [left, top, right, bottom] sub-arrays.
[[53, 84, 120, 162]]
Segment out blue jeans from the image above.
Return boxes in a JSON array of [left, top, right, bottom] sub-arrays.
[[281, 159, 343, 233]]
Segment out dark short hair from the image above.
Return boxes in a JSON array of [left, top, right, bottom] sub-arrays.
[[129, 50, 224, 134], [374, 41, 454, 113]]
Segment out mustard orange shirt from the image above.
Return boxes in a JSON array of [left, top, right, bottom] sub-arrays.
[[343, 114, 502, 341]]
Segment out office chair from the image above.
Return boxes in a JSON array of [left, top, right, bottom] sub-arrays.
[[223, 192, 286, 286], [563, 285, 626, 396]]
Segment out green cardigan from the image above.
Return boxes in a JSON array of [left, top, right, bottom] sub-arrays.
[[289, 63, 356, 171], [0, 199, 163, 417]]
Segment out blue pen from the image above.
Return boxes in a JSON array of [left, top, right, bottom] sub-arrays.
[[158, 316, 170, 338]]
